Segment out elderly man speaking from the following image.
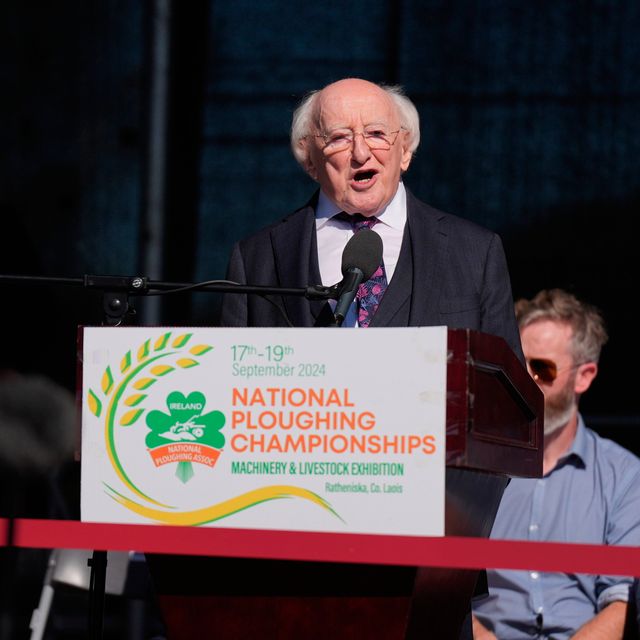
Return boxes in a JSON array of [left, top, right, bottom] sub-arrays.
[[220, 77, 522, 357], [219, 77, 524, 638]]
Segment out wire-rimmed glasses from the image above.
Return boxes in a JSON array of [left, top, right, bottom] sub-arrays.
[[311, 126, 406, 155]]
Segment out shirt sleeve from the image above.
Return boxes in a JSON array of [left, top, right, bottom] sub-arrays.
[[597, 582, 632, 609], [595, 449, 640, 607]]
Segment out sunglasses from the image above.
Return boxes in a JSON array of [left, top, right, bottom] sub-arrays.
[[527, 358, 586, 384]]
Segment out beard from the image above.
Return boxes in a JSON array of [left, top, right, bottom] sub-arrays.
[[543, 373, 578, 436]]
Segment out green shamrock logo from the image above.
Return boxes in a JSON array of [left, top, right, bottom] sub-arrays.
[[145, 391, 225, 483], [146, 391, 225, 448]]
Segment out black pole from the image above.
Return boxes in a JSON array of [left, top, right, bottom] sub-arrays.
[[0, 515, 17, 639], [87, 550, 108, 640]]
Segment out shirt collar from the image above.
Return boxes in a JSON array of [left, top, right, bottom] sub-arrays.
[[315, 182, 407, 230], [555, 414, 588, 470]]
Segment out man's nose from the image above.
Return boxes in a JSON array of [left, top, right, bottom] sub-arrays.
[[351, 132, 372, 163]]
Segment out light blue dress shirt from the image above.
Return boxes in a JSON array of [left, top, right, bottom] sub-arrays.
[[473, 416, 640, 639]]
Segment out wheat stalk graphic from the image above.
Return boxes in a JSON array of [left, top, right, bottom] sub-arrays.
[[87, 331, 213, 507]]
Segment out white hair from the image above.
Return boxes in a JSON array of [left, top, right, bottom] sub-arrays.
[[290, 82, 421, 169]]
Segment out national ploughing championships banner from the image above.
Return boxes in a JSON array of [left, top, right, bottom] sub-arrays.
[[80, 327, 447, 537]]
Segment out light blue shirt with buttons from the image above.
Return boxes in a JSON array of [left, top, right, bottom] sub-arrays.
[[473, 415, 640, 639]]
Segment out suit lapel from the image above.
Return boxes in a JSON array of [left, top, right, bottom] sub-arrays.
[[369, 189, 447, 327], [270, 201, 325, 327], [405, 190, 448, 326], [367, 226, 412, 327]]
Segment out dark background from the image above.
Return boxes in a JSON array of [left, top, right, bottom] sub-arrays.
[[0, 2, 639, 637], [1, 1, 638, 439]]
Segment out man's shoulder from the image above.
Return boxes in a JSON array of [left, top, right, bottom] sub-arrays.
[[234, 199, 316, 247], [405, 189, 498, 239], [583, 424, 640, 477], [585, 425, 640, 458]]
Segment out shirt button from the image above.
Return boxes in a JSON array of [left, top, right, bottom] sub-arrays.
[[529, 524, 539, 532], [530, 571, 540, 580]]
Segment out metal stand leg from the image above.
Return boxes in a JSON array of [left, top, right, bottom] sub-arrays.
[[88, 550, 108, 640], [1, 517, 17, 640]]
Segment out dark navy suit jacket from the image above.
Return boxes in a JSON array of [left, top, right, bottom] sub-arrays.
[[220, 188, 523, 362]]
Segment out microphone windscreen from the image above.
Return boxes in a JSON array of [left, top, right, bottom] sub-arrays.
[[341, 228, 383, 281]]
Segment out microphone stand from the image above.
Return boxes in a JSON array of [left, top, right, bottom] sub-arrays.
[[0, 272, 341, 639], [0, 273, 340, 326]]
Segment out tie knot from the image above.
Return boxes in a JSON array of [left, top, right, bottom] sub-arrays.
[[335, 212, 379, 232]]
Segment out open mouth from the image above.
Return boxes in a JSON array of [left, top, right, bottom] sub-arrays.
[[353, 170, 377, 184]]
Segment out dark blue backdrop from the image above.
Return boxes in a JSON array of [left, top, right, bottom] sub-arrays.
[[1, 0, 639, 438]]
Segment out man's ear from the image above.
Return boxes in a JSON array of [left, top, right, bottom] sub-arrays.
[[575, 362, 598, 395], [400, 136, 413, 173]]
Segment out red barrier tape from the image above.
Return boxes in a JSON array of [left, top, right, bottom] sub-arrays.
[[1, 518, 639, 576]]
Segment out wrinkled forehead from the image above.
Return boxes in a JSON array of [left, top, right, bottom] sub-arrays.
[[314, 84, 399, 131]]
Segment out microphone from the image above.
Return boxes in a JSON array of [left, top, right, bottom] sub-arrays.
[[333, 228, 383, 326]]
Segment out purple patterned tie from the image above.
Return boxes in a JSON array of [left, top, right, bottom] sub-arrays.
[[338, 213, 388, 327]]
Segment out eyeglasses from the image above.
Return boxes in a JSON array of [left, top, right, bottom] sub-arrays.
[[527, 358, 586, 384], [311, 127, 405, 155]]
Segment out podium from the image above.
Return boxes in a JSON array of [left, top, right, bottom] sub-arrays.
[[144, 328, 543, 639]]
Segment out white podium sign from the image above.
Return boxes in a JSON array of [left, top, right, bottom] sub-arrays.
[[80, 326, 447, 537]]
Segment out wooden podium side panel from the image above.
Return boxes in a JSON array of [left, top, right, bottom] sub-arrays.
[[446, 329, 543, 477]]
